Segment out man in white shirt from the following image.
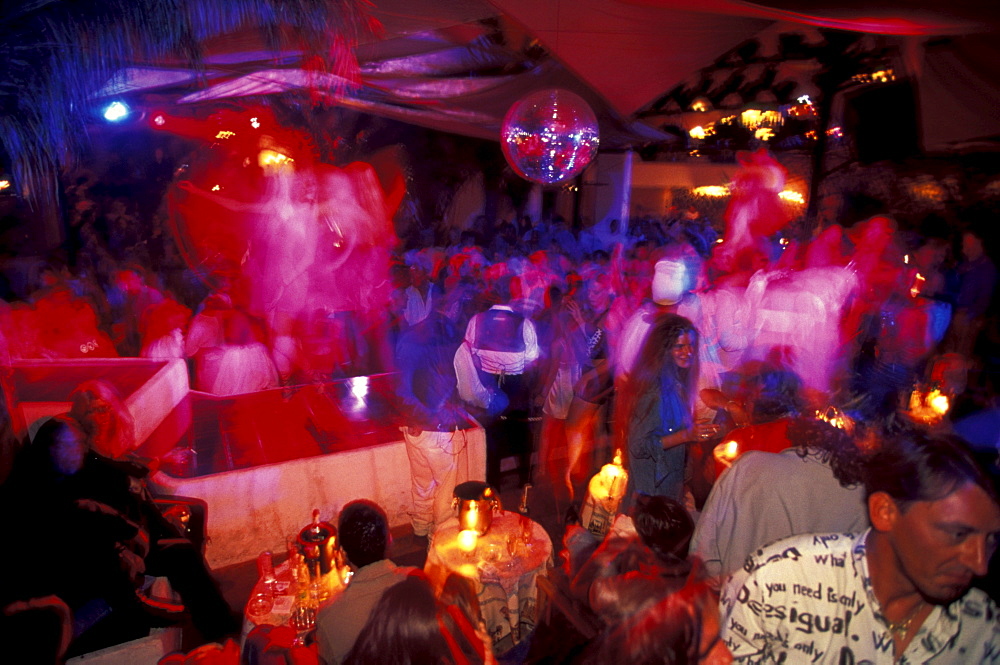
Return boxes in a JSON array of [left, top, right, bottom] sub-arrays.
[[720, 432, 1000, 664], [454, 276, 540, 488]]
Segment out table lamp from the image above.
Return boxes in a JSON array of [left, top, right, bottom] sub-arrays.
[[580, 449, 628, 538]]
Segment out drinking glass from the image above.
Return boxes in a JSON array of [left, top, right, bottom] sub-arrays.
[[290, 605, 316, 631], [519, 514, 533, 548], [247, 591, 274, 618], [290, 581, 319, 630], [506, 534, 518, 569]]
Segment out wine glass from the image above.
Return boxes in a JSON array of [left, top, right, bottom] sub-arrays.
[[247, 591, 274, 618], [519, 514, 533, 548], [506, 533, 518, 569]]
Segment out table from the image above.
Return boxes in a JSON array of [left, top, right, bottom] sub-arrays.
[[241, 557, 346, 639], [425, 511, 553, 653]]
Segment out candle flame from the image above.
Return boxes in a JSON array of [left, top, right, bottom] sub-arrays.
[[908, 387, 950, 424], [457, 530, 477, 553], [929, 391, 949, 415], [713, 440, 740, 468]]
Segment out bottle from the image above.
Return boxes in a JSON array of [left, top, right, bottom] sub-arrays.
[[607, 449, 627, 501], [291, 552, 317, 630], [297, 556, 313, 602], [518, 484, 532, 517], [517, 484, 533, 547], [257, 551, 276, 591], [308, 509, 322, 536]]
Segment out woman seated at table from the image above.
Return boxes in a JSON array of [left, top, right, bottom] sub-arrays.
[[440, 573, 493, 661], [344, 574, 492, 665], [530, 496, 696, 664], [0, 417, 155, 653]]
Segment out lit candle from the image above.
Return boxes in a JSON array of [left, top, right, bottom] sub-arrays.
[[457, 529, 478, 557], [908, 386, 950, 424], [929, 389, 949, 416], [713, 439, 739, 468]]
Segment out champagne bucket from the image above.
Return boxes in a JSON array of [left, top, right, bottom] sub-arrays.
[[297, 516, 339, 576], [452, 481, 501, 536]]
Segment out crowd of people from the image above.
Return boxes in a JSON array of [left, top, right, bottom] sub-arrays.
[[1, 147, 999, 663]]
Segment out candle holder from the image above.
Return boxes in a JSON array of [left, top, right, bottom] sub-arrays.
[[580, 450, 629, 538], [906, 384, 950, 425]]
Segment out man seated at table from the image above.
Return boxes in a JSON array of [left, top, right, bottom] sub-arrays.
[[316, 500, 418, 665]]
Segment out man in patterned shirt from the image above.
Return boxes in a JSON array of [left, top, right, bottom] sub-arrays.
[[720, 431, 1000, 663]]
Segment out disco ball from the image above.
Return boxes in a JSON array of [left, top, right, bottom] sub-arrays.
[[501, 89, 599, 185]]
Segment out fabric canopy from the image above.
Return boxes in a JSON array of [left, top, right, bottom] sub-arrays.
[[99, 0, 1000, 150]]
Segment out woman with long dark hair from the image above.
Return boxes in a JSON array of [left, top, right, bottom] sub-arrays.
[[617, 313, 713, 501], [344, 575, 488, 665], [580, 576, 732, 665]]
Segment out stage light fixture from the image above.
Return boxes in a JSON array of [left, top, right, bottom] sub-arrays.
[[102, 101, 130, 122]]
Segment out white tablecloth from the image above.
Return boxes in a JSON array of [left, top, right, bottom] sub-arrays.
[[425, 511, 553, 652]]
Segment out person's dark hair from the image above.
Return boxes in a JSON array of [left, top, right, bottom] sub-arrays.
[[588, 544, 690, 623], [632, 495, 694, 562], [582, 576, 719, 665], [23, 416, 88, 481], [750, 367, 803, 421], [344, 575, 453, 665], [0, 596, 72, 665], [338, 500, 389, 569], [440, 573, 483, 629], [787, 418, 866, 488], [492, 274, 512, 303], [863, 431, 997, 511], [636, 313, 698, 403], [438, 573, 489, 663]]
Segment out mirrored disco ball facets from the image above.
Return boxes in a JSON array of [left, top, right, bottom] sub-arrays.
[[501, 89, 599, 185]]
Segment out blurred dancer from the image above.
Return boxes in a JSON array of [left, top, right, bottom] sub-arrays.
[[185, 291, 278, 395], [395, 306, 468, 537], [946, 228, 996, 358], [455, 277, 540, 489]]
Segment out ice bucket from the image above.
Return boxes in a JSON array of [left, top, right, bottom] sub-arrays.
[[297, 509, 339, 576], [452, 481, 501, 536]]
